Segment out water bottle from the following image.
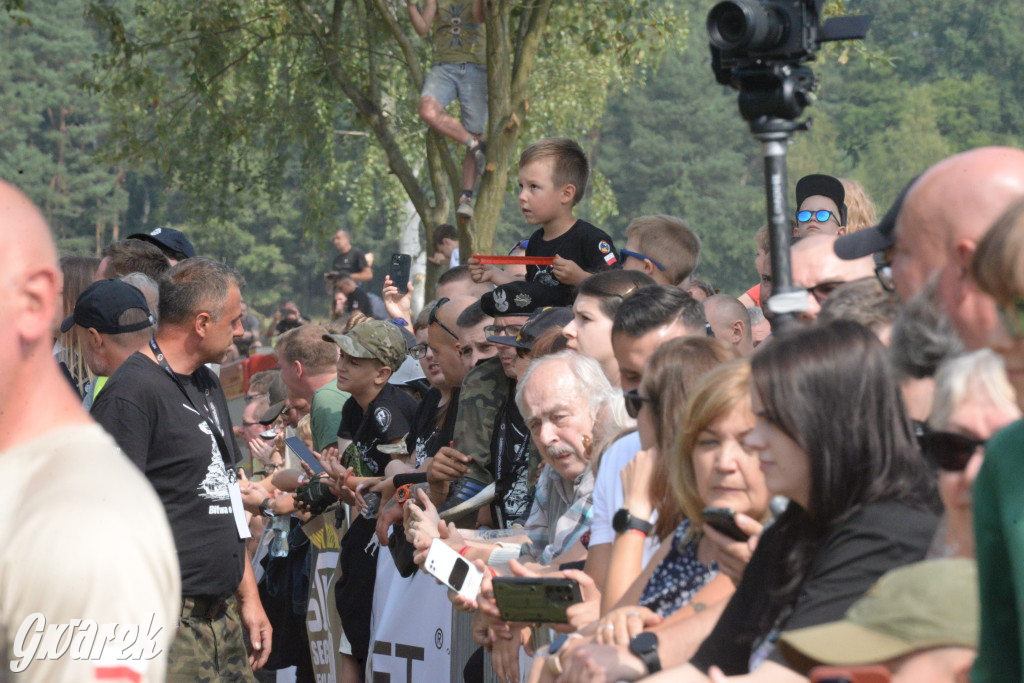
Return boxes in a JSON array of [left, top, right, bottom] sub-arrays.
[[269, 514, 290, 558]]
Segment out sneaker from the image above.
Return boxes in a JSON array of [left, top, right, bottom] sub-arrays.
[[456, 196, 475, 218], [470, 139, 487, 183], [438, 477, 495, 520]]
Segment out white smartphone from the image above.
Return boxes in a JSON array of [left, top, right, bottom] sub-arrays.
[[423, 538, 484, 601]]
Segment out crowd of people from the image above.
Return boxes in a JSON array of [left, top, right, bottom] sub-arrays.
[[8, 134, 1024, 683]]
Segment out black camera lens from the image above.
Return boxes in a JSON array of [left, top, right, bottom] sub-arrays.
[[708, 0, 788, 54]]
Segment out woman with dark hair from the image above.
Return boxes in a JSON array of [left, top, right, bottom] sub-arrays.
[[562, 269, 656, 386], [562, 320, 939, 682]]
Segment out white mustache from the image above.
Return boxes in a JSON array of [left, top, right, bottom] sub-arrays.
[[546, 443, 577, 458]]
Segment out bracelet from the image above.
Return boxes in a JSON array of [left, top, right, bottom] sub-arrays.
[[458, 545, 471, 557], [627, 528, 648, 538], [343, 471, 354, 487]]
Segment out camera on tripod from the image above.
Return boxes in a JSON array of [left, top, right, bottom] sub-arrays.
[[707, 0, 871, 121]]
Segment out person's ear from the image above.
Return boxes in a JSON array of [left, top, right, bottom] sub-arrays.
[[837, 226, 847, 236], [730, 320, 744, 344], [292, 359, 305, 379], [87, 327, 105, 351], [375, 364, 393, 387], [18, 266, 60, 343], [194, 311, 212, 338], [560, 183, 577, 206]]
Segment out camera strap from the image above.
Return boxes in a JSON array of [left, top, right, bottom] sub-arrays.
[[148, 337, 250, 540]]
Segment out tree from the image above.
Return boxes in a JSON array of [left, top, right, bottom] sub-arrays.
[[86, 0, 678, 284], [0, 0, 128, 253]]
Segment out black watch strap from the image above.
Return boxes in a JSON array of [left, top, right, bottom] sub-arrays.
[[259, 498, 274, 518], [613, 508, 653, 536], [628, 631, 661, 674]]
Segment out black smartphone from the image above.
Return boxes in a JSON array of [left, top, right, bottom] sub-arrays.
[[388, 253, 412, 293], [284, 435, 325, 475], [491, 577, 582, 624], [702, 506, 750, 542]]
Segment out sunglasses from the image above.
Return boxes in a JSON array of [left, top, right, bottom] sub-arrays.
[[485, 323, 524, 338], [620, 249, 666, 271], [429, 297, 459, 340], [998, 297, 1024, 339], [796, 209, 840, 224], [508, 239, 529, 255], [918, 431, 985, 471], [408, 342, 428, 360], [805, 280, 848, 303], [623, 388, 651, 419], [874, 257, 895, 293]]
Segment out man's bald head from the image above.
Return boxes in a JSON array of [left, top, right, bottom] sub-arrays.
[[703, 294, 753, 356], [893, 147, 1024, 301], [0, 180, 58, 274], [894, 147, 1024, 349], [790, 234, 875, 323]]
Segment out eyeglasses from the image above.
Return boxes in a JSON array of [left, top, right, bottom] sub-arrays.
[[623, 388, 651, 419], [485, 323, 524, 338], [619, 249, 666, 271], [796, 209, 840, 225], [408, 343, 428, 360], [875, 259, 895, 293], [241, 421, 261, 428], [429, 297, 459, 340], [918, 431, 985, 471], [998, 297, 1024, 339], [805, 280, 848, 304]]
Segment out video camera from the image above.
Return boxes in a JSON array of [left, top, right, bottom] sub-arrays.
[[707, 0, 870, 121]]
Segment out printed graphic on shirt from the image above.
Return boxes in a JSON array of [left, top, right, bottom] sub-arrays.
[[375, 407, 392, 432], [192, 410, 231, 507], [438, 4, 476, 49]]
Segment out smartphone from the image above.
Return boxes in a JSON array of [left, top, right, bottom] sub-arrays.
[[284, 435, 325, 475], [389, 253, 412, 294], [810, 665, 890, 682], [491, 577, 582, 624], [424, 538, 484, 601], [702, 506, 750, 542]]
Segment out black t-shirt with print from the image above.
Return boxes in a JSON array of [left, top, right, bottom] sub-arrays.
[[489, 381, 533, 528], [525, 219, 619, 304], [337, 383, 419, 476], [333, 247, 369, 275], [91, 352, 245, 600], [407, 387, 461, 468]]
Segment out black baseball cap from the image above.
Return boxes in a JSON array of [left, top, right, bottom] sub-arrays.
[[480, 281, 562, 319], [128, 227, 196, 260], [60, 279, 154, 335], [834, 175, 919, 260], [796, 174, 847, 226]]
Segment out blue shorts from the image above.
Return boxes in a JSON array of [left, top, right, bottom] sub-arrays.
[[421, 62, 489, 136]]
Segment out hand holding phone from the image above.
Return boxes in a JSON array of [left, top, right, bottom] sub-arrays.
[[388, 253, 412, 294], [491, 577, 582, 624], [424, 538, 484, 601], [703, 506, 750, 542]]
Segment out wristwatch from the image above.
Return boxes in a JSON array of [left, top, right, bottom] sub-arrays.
[[259, 498, 275, 518], [612, 508, 653, 536], [628, 631, 661, 674]]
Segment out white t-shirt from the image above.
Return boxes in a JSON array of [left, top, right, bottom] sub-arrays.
[[590, 431, 660, 566], [0, 424, 180, 682]]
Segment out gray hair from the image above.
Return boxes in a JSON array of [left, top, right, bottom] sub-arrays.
[[747, 306, 766, 325], [158, 257, 242, 326], [120, 272, 160, 324], [928, 349, 1019, 430], [889, 277, 963, 379], [515, 350, 631, 460]]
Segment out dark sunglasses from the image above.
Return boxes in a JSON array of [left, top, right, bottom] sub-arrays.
[[619, 248, 666, 271], [874, 258, 895, 293], [429, 297, 459, 340], [623, 388, 651, 419], [408, 342, 428, 360], [796, 209, 840, 224], [918, 431, 985, 471], [485, 323, 524, 338]]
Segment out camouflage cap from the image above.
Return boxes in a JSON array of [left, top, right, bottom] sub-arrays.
[[323, 320, 407, 373]]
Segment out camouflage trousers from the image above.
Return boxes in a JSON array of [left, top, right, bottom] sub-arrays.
[[167, 595, 256, 683]]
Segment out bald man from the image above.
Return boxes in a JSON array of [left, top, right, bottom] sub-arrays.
[[703, 294, 754, 356], [892, 147, 1024, 349], [0, 181, 178, 680]]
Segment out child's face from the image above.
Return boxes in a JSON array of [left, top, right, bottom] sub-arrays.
[[518, 158, 572, 226]]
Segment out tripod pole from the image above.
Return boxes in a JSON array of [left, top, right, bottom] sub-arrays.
[[753, 120, 804, 332]]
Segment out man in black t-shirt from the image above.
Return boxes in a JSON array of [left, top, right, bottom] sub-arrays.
[[334, 272, 375, 318], [322, 320, 418, 673], [91, 258, 272, 680], [327, 229, 372, 282]]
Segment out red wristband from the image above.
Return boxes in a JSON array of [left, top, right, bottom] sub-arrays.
[[627, 528, 648, 538], [486, 567, 497, 577], [458, 545, 471, 557]]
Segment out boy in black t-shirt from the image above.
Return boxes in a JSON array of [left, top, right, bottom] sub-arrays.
[[469, 137, 619, 304], [322, 320, 418, 674]]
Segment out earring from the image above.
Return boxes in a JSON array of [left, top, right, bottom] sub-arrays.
[[582, 435, 592, 450]]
